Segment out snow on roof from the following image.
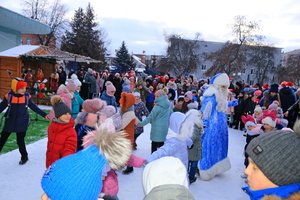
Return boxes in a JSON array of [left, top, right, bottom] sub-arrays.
[[0, 45, 40, 57], [132, 55, 146, 67], [0, 45, 101, 63]]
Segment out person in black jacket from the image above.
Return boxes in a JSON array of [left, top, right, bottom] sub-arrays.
[[279, 84, 297, 128], [0, 78, 47, 165]]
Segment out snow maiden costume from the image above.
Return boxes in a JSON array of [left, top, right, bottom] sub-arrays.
[[199, 73, 238, 180]]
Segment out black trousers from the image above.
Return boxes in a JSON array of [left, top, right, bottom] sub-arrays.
[[244, 134, 259, 167], [151, 141, 164, 154], [0, 131, 28, 159]]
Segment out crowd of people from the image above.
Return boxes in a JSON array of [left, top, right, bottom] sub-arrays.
[[0, 67, 299, 200]]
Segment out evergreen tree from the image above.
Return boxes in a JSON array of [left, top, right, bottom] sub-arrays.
[[61, 3, 106, 61], [113, 41, 134, 72]]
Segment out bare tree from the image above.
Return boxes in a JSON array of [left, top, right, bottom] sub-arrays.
[[23, 0, 67, 46], [205, 41, 247, 76], [205, 15, 260, 76], [157, 33, 203, 76], [247, 45, 276, 85], [278, 54, 300, 86]]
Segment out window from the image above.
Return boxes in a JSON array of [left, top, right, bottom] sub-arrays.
[[250, 69, 255, 74], [26, 38, 31, 45], [201, 65, 207, 70]]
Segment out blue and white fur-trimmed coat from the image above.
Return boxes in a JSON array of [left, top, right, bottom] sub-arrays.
[[199, 85, 237, 180]]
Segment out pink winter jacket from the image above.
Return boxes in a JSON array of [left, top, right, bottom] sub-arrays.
[[101, 154, 145, 196]]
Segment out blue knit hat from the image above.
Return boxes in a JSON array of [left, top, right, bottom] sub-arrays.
[[41, 145, 107, 200]]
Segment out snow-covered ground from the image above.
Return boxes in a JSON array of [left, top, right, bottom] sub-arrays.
[[0, 124, 248, 200]]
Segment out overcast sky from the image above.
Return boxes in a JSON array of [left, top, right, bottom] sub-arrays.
[[2, 0, 300, 55]]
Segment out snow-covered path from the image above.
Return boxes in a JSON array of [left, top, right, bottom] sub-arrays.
[[0, 124, 248, 200]]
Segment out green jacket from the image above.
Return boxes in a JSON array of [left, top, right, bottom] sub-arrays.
[[142, 95, 172, 142], [144, 184, 195, 200]]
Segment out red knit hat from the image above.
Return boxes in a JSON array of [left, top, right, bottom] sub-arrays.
[[11, 78, 27, 93], [286, 82, 293, 87], [16, 81, 27, 90], [262, 84, 269, 89]]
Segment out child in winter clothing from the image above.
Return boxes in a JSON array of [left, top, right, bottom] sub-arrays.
[[173, 96, 184, 112], [241, 115, 262, 168], [188, 111, 204, 184], [242, 121, 300, 199], [268, 101, 288, 128], [147, 110, 202, 184], [261, 110, 278, 133], [119, 92, 140, 174], [145, 86, 155, 112], [75, 98, 106, 151], [41, 125, 132, 200], [253, 106, 263, 124], [133, 92, 149, 150], [100, 81, 118, 109], [46, 95, 77, 168], [143, 157, 195, 200], [69, 76, 84, 119], [82, 120, 144, 200], [47, 84, 73, 120], [181, 91, 194, 113], [0, 78, 47, 165], [141, 89, 172, 153]]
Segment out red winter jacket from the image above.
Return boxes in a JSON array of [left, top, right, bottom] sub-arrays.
[[46, 118, 77, 168]]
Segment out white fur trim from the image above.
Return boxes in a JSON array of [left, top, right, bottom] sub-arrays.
[[262, 117, 276, 128], [202, 101, 212, 120], [199, 157, 231, 181], [179, 110, 202, 141], [203, 86, 217, 97], [121, 111, 137, 129], [213, 73, 230, 87], [187, 102, 199, 110]]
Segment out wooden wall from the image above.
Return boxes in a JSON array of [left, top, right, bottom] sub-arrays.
[[0, 57, 55, 99], [0, 56, 21, 98], [22, 60, 56, 83]]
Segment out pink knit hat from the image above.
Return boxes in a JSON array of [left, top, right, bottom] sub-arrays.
[[254, 90, 262, 97], [268, 100, 279, 111], [66, 80, 77, 93], [99, 105, 116, 118], [184, 91, 193, 101], [82, 98, 106, 113], [106, 84, 116, 96]]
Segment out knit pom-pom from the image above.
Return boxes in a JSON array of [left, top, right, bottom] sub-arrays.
[[50, 95, 62, 106], [93, 128, 132, 170]]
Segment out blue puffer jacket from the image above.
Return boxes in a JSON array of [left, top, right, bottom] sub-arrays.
[[142, 95, 172, 142], [100, 91, 117, 109]]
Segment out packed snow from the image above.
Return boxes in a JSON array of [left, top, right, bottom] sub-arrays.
[[0, 123, 248, 200]]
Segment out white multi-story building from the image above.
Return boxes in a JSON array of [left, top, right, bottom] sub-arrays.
[[189, 40, 283, 84]]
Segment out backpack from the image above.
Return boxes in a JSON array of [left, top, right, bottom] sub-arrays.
[[5, 91, 30, 119]]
